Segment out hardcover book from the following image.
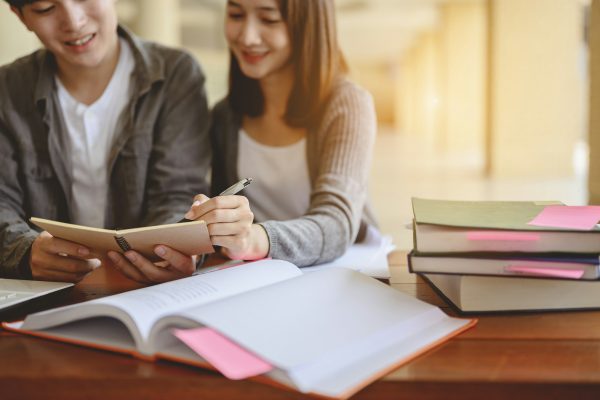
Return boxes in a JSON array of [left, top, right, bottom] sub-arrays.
[[408, 251, 600, 280], [3, 260, 475, 399], [423, 272, 600, 313], [412, 198, 600, 253]]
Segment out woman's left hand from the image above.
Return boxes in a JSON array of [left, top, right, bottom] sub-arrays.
[[184, 194, 269, 260]]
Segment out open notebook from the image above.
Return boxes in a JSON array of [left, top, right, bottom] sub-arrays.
[[4, 260, 475, 399]]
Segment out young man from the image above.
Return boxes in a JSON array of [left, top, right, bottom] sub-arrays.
[[0, 0, 211, 283]]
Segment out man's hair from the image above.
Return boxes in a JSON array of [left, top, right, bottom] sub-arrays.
[[227, 0, 348, 129], [3, 0, 37, 9]]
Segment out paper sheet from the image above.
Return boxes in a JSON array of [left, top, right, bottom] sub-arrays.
[[302, 226, 394, 278]]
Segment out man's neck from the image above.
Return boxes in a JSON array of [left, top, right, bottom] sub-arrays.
[[56, 38, 121, 106]]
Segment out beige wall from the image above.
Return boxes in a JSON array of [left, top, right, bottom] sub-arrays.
[[589, 0, 600, 203], [397, 50, 417, 136], [487, 0, 584, 178], [396, 1, 486, 155], [396, 31, 442, 143], [0, 4, 39, 65], [439, 1, 487, 153], [350, 61, 396, 125], [396, 0, 584, 179], [132, 0, 181, 47]]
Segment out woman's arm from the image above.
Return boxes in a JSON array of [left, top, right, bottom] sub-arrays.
[[260, 83, 377, 266]]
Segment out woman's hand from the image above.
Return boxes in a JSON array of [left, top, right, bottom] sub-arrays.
[[184, 194, 269, 260], [107, 245, 195, 284]]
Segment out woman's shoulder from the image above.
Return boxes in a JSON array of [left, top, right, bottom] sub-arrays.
[[319, 79, 376, 128], [324, 79, 375, 117]]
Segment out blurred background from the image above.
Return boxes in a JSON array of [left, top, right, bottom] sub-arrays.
[[0, 0, 597, 249]]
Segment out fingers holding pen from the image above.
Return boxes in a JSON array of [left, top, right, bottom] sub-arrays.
[[184, 195, 254, 225], [184, 194, 210, 220]]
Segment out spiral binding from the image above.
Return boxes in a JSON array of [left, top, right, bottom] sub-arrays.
[[114, 236, 132, 252]]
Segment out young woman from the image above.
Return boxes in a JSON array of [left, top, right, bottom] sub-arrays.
[[185, 0, 378, 266]]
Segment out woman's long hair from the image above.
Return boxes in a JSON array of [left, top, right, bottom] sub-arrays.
[[227, 0, 348, 129]]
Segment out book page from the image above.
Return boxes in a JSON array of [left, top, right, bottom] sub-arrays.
[[165, 268, 473, 395], [21, 260, 301, 354]]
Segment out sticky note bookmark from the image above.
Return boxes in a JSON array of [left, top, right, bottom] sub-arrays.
[[527, 205, 600, 231], [505, 265, 585, 279], [467, 231, 540, 241], [173, 327, 273, 380]]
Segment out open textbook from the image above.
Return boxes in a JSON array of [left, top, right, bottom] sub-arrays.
[[30, 217, 214, 262], [3, 260, 474, 399]]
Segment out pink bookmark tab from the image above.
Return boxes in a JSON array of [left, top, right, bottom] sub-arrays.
[[173, 327, 273, 380], [528, 205, 600, 230], [505, 265, 585, 279], [467, 231, 540, 242]]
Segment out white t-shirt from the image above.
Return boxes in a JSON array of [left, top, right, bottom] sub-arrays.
[[237, 129, 311, 222], [56, 38, 134, 228]]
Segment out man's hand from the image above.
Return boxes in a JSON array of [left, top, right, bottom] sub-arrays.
[[30, 231, 100, 282], [107, 245, 195, 284]]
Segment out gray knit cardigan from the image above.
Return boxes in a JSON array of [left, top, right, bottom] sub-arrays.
[[210, 80, 378, 267]]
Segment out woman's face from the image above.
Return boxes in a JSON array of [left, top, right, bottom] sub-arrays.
[[225, 0, 292, 81]]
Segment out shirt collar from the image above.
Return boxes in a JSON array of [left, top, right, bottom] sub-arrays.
[[34, 25, 166, 106]]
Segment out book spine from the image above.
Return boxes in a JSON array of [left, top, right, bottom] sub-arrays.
[[114, 236, 132, 252]]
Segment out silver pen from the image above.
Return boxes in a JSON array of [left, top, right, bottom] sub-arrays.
[[179, 178, 253, 223], [218, 177, 253, 196]]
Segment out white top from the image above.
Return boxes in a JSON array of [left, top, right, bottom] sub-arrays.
[[56, 38, 134, 228], [237, 129, 311, 222]]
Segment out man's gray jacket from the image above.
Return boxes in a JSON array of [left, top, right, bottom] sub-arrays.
[[0, 27, 210, 278]]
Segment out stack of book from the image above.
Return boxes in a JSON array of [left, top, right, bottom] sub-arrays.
[[408, 198, 600, 313]]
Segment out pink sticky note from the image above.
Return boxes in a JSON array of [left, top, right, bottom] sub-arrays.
[[528, 205, 600, 230], [173, 327, 272, 380], [467, 231, 540, 242], [505, 265, 585, 279]]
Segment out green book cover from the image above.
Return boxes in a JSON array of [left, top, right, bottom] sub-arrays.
[[411, 198, 600, 232]]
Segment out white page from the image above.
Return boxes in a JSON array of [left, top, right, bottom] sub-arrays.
[[308, 316, 471, 397], [172, 268, 463, 394], [302, 226, 394, 278], [21, 260, 301, 350]]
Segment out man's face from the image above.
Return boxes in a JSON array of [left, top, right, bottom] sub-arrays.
[[14, 0, 119, 72]]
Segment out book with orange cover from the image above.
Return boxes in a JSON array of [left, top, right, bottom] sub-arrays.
[[2, 260, 475, 399], [30, 217, 214, 261]]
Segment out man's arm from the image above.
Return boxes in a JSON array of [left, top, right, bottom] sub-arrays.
[[142, 52, 211, 226], [0, 119, 39, 279], [108, 52, 211, 284]]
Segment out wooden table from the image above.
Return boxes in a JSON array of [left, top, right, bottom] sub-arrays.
[[2, 252, 600, 400]]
